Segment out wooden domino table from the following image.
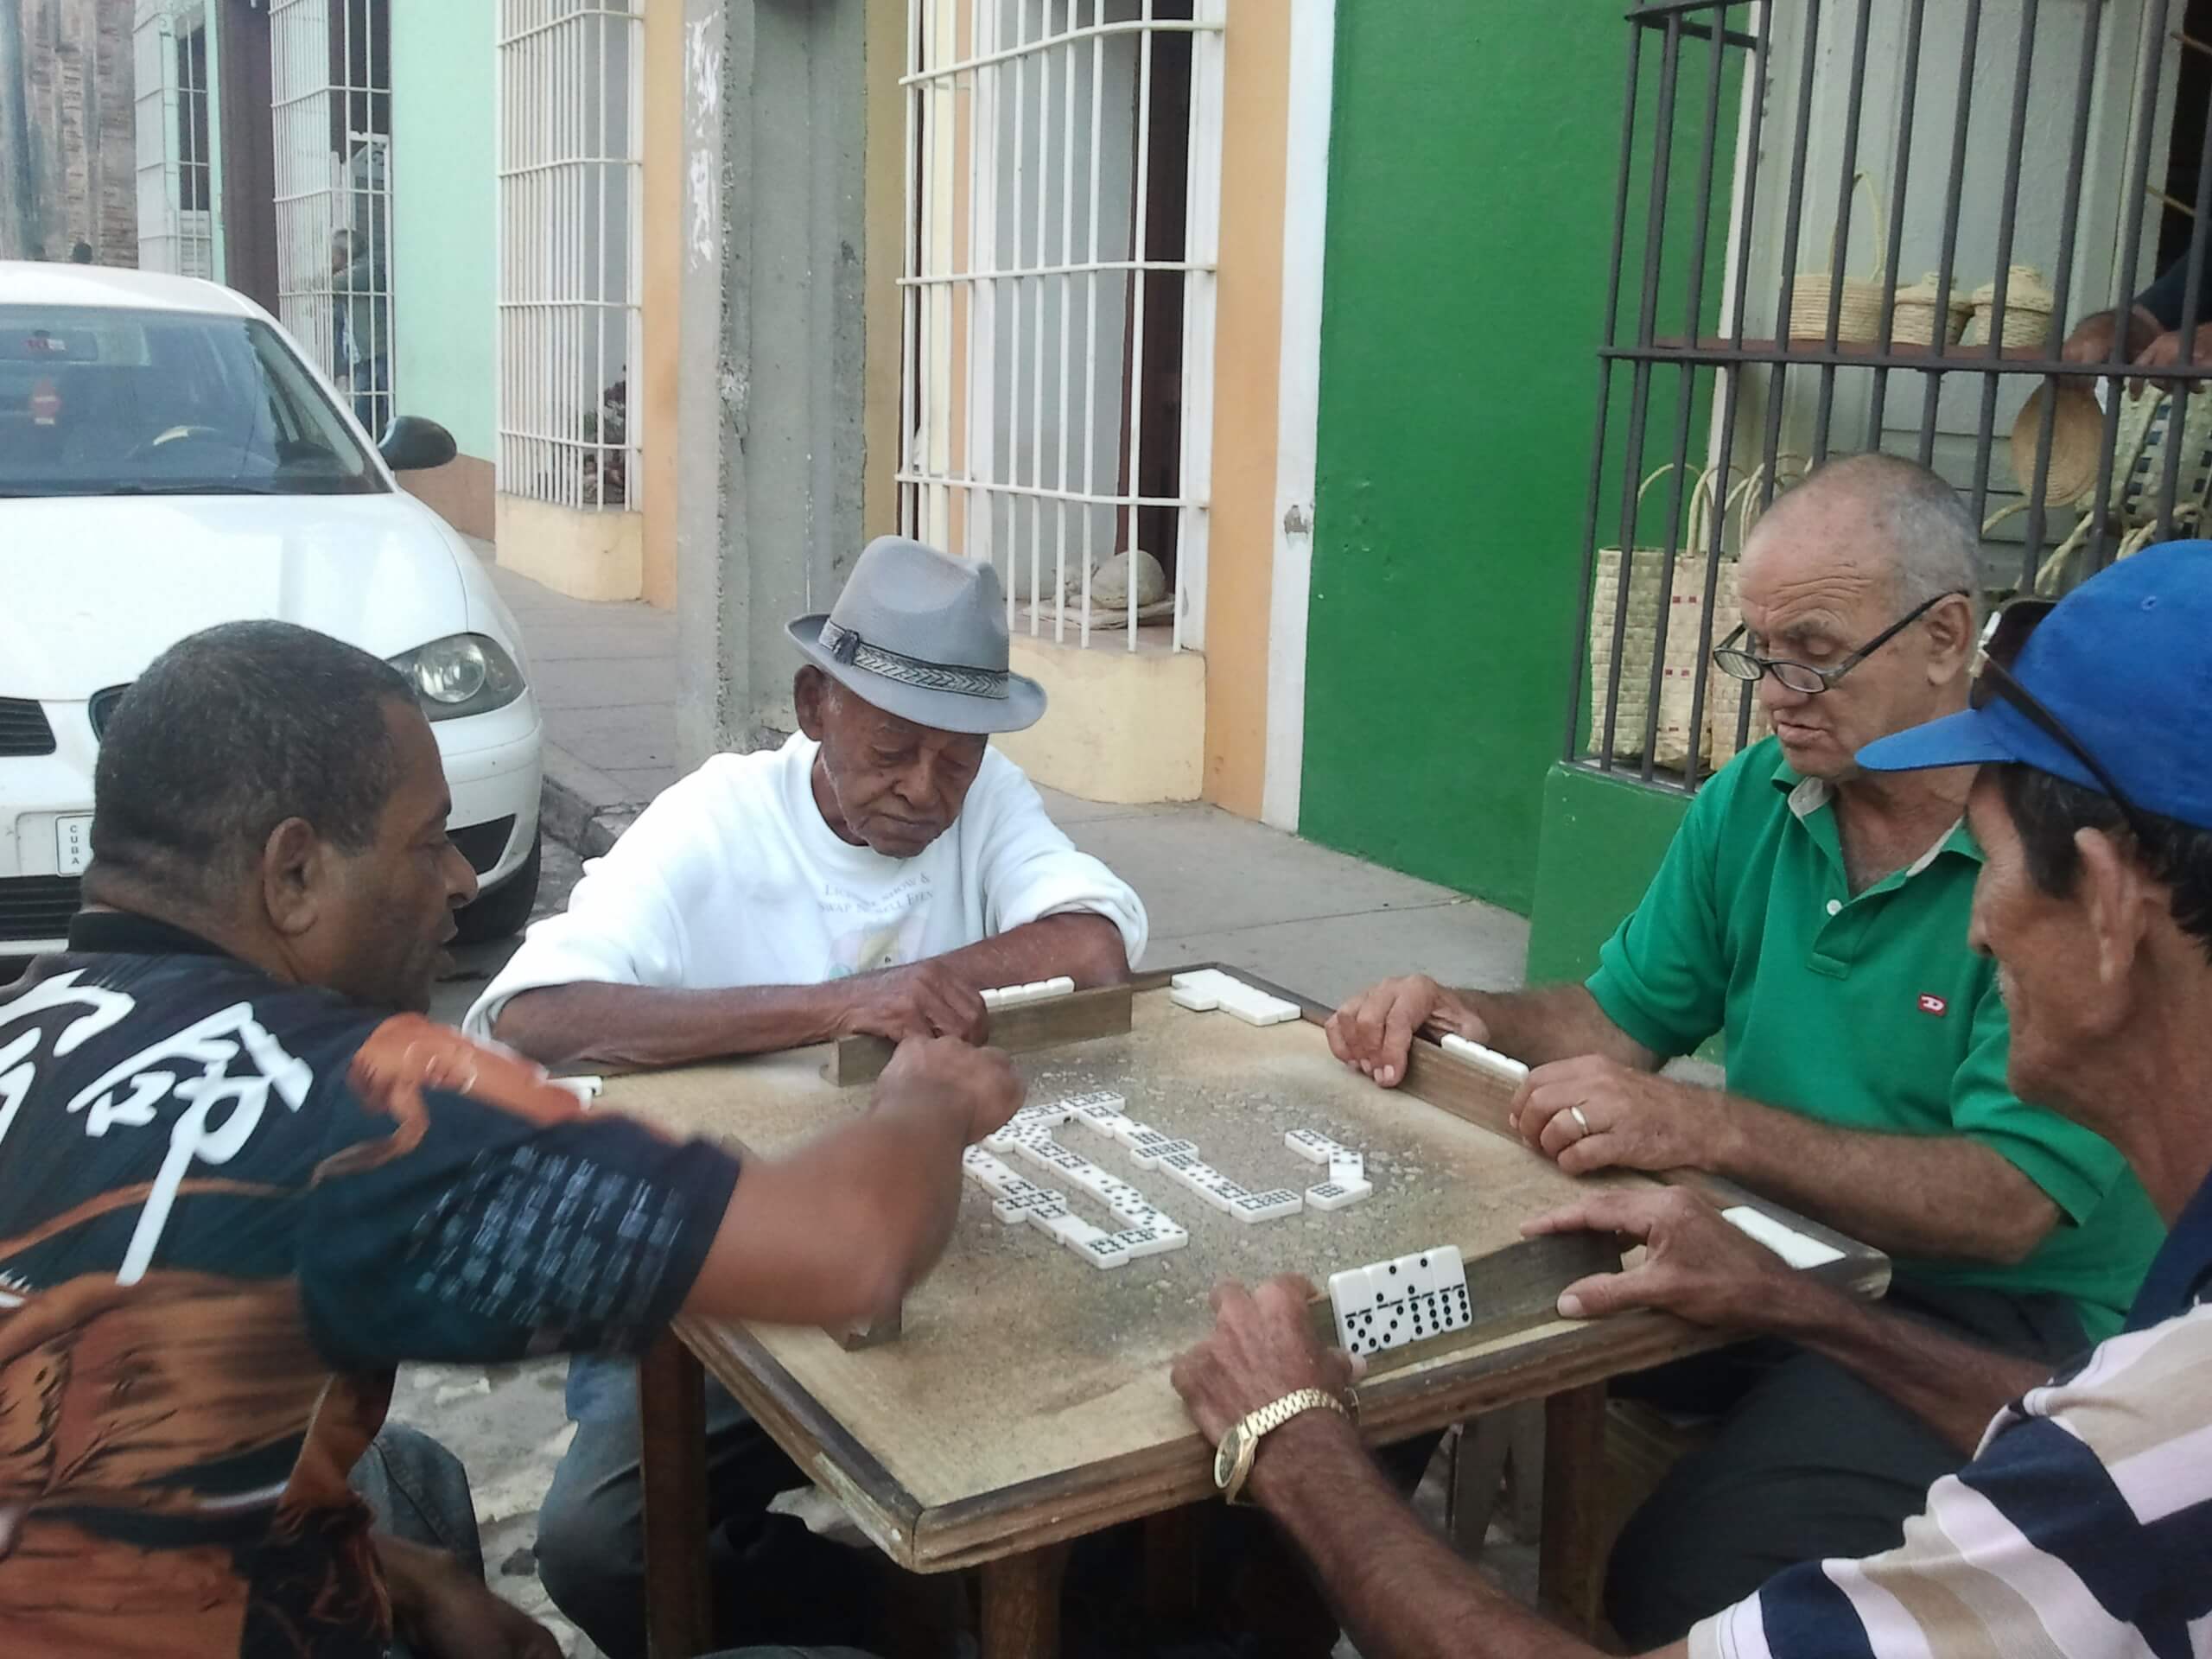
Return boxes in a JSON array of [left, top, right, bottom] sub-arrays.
[[603, 969, 1889, 1658]]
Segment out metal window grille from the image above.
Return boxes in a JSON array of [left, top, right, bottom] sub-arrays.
[[899, 0, 1225, 652], [133, 0, 218, 279], [496, 0, 645, 512], [272, 0, 397, 438], [1574, 0, 2212, 794]]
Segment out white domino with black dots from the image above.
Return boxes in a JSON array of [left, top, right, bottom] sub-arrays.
[[1328, 1246, 1473, 1357], [1282, 1128, 1374, 1211]]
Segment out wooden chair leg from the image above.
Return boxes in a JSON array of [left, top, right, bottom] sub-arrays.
[[639, 1333, 712, 1659]]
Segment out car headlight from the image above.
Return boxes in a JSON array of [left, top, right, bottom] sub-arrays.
[[387, 634, 526, 721]]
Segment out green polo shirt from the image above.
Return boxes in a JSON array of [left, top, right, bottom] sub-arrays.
[[1586, 739, 2162, 1340]]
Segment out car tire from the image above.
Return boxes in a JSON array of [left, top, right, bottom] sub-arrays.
[[455, 831, 543, 944]]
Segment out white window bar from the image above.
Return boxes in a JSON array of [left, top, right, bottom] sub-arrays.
[[133, 1, 218, 279], [496, 0, 645, 512], [272, 0, 397, 437], [899, 0, 1223, 652]]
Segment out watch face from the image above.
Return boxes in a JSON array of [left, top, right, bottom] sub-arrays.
[[1214, 1424, 1246, 1489]]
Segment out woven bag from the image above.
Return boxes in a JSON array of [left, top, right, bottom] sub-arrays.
[[1703, 462, 1805, 766], [1789, 173, 1890, 345], [1888, 271, 1971, 348], [1961, 265, 2055, 352], [2031, 386, 2212, 593], [1587, 465, 1726, 770]]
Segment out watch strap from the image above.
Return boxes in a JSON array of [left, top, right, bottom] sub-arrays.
[[1221, 1387, 1348, 1503]]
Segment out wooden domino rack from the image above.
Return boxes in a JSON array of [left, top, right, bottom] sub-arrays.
[[599, 968, 1888, 1659]]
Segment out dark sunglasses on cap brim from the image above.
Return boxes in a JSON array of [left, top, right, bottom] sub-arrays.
[[1971, 596, 2163, 845]]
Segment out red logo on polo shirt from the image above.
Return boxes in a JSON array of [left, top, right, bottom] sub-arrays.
[[1917, 994, 1948, 1016]]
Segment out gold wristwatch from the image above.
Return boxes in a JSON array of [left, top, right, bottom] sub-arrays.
[[1212, 1388, 1350, 1505]]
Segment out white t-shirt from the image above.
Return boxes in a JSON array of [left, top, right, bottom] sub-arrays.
[[462, 734, 1147, 1039]]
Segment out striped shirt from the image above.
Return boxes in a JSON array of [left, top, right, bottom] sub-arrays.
[[1693, 1178, 2212, 1659]]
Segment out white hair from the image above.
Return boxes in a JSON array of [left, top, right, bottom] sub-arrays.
[[1764, 453, 1984, 624]]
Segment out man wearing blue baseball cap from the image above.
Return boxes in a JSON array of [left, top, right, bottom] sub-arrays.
[[1159, 541, 2212, 1659]]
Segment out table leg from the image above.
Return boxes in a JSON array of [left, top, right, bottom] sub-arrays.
[[639, 1332, 713, 1659], [1538, 1382, 1610, 1637], [980, 1542, 1071, 1659]]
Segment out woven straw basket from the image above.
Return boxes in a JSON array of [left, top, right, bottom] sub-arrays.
[[1889, 271, 1972, 348], [1789, 173, 1889, 345], [2019, 386, 2212, 593], [1961, 265, 2055, 352], [1588, 461, 1802, 772], [2008, 384, 2105, 510]]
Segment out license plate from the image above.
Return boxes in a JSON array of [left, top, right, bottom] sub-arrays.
[[55, 816, 93, 876]]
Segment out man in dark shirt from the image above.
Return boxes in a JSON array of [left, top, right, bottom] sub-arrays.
[[0, 621, 1020, 1658]]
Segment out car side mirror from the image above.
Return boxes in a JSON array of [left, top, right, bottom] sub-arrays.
[[380, 416, 458, 473]]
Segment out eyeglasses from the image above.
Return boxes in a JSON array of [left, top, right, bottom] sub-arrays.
[[1974, 600, 2163, 847], [1713, 588, 1969, 695]]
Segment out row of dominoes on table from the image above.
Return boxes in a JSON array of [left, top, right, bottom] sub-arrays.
[[961, 1090, 1382, 1270]]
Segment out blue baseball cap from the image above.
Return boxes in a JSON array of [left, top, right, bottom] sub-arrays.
[[1856, 541, 2212, 830]]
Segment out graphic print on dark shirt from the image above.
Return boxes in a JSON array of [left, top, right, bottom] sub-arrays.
[[0, 917, 741, 1657]]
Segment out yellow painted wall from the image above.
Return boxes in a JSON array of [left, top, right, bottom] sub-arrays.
[[1200, 3, 1293, 819], [640, 0, 682, 609], [995, 637, 1207, 804], [497, 494, 645, 601]]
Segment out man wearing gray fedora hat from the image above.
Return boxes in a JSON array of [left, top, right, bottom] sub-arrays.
[[464, 536, 1147, 1656]]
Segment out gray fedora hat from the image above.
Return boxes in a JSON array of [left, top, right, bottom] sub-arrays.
[[786, 537, 1047, 735]]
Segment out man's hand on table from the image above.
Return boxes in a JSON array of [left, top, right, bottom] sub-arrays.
[[1525, 1186, 1819, 1333], [1171, 1276, 1363, 1446], [1510, 1053, 1744, 1177], [836, 958, 989, 1046], [1325, 975, 1488, 1089], [874, 1031, 1026, 1143]]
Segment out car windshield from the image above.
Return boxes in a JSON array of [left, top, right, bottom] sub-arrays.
[[0, 304, 383, 498]]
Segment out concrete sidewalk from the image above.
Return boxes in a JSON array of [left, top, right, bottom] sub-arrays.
[[429, 557, 1537, 1656]]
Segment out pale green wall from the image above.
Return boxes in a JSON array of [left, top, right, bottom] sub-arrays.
[[391, 0, 496, 461]]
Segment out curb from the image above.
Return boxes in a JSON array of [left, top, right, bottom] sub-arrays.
[[540, 747, 643, 859]]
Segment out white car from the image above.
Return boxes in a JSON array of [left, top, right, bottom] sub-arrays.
[[0, 263, 543, 960]]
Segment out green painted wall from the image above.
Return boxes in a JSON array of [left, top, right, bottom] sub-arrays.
[[1300, 6, 1737, 915], [390, 0, 496, 461], [1523, 763, 1688, 986]]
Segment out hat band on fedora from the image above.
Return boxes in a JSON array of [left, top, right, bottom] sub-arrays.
[[818, 619, 1009, 702]]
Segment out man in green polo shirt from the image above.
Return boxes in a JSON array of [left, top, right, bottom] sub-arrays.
[[1328, 453, 2163, 1645]]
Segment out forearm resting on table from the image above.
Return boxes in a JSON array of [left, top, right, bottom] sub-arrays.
[[683, 1088, 969, 1329], [493, 980, 861, 1069], [492, 914, 1129, 1069], [1711, 1101, 2061, 1264], [1768, 1275, 2053, 1459], [1249, 1414, 1666, 1659], [1460, 984, 1657, 1071], [924, 910, 1130, 992]]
